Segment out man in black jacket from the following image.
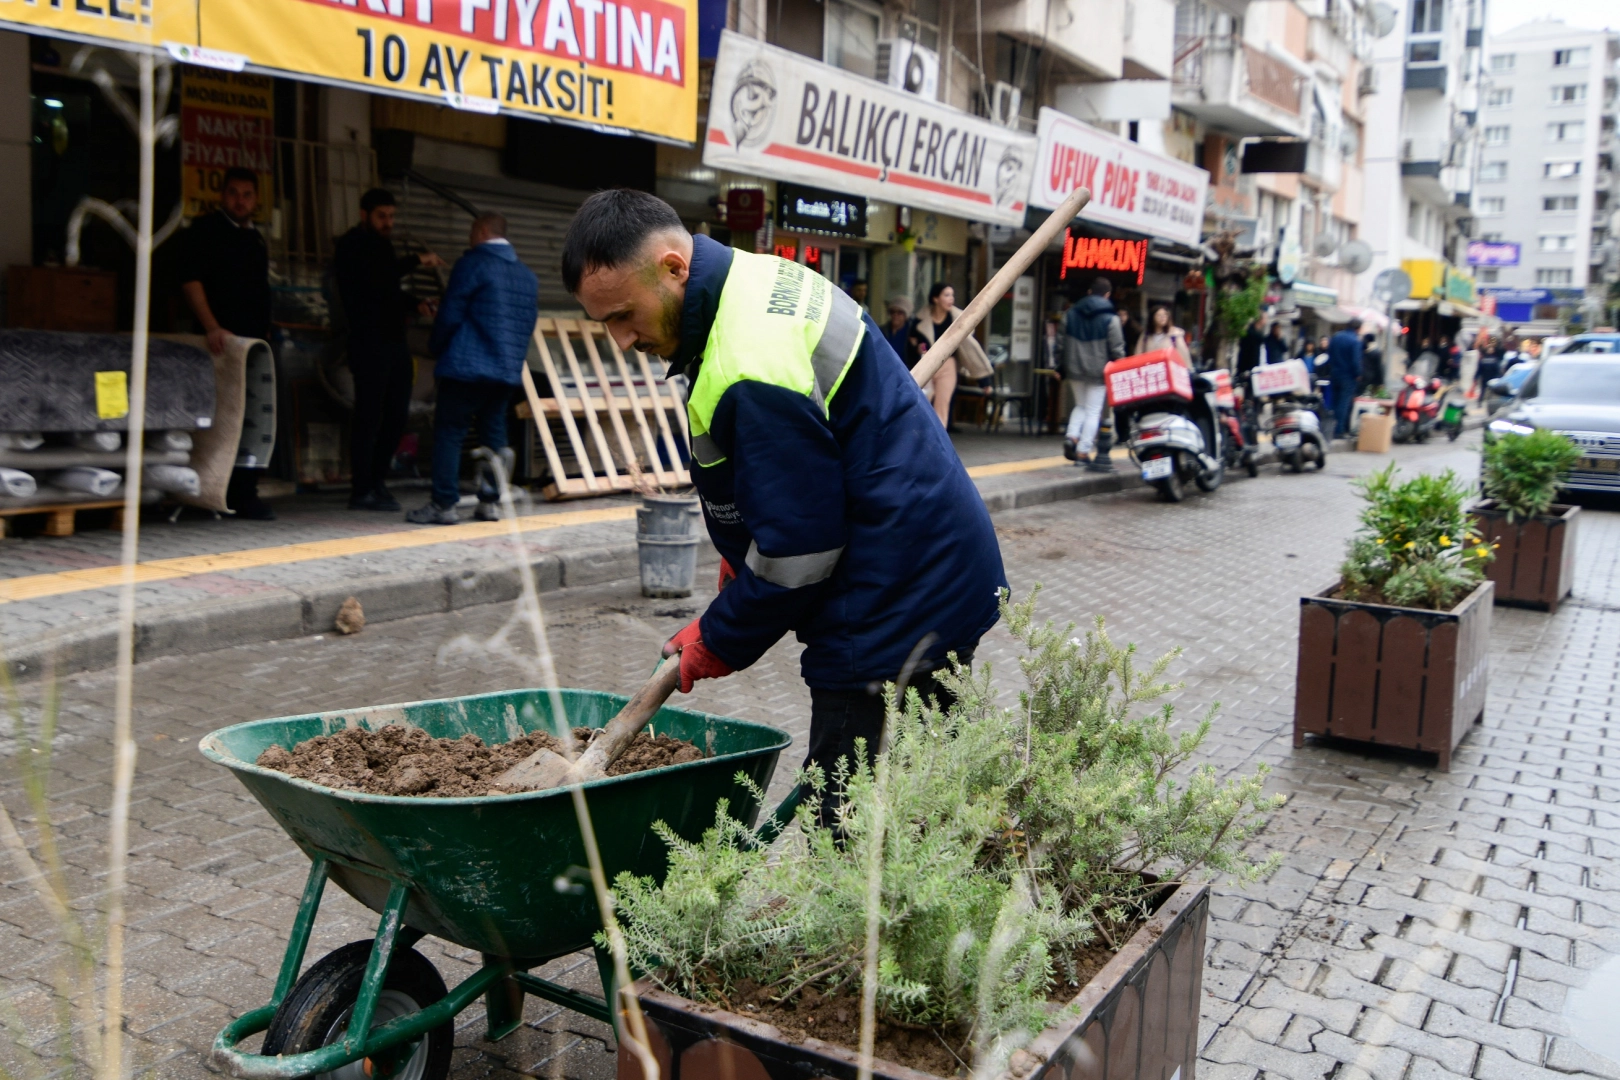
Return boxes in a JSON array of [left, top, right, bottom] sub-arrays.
[[1236, 318, 1265, 377], [334, 188, 444, 511], [178, 167, 276, 520]]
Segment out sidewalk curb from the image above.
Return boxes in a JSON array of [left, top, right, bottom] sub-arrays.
[[0, 440, 1325, 681]]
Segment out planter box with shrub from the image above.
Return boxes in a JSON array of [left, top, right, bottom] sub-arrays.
[[619, 881, 1209, 1080], [1293, 465, 1493, 770], [1473, 500, 1579, 612], [1474, 428, 1583, 613], [1293, 579, 1492, 771]]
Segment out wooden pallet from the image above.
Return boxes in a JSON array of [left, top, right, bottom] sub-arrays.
[[0, 498, 126, 538], [519, 317, 691, 500]]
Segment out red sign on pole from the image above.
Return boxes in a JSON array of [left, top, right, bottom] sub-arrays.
[[726, 188, 765, 233]]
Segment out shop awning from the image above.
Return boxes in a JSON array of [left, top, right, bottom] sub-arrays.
[[1291, 281, 1339, 307], [1440, 300, 1489, 318]]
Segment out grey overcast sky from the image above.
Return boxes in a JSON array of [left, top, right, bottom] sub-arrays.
[[1487, 0, 1617, 34]]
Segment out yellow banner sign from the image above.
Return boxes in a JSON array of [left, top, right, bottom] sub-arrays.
[[181, 67, 275, 221], [205, 0, 695, 143], [0, 0, 696, 145]]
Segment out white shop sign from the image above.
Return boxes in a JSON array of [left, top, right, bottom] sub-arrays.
[[704, 31, 1038, 227], [1031, 107, 1210, 248]]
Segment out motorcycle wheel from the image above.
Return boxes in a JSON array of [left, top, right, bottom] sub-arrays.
[[1313, 443, 1328, 470], [1393, 418, 1416, 443], [1153, 472, 1184, 502], [1447, 423, 1462, 442], [1288, 450, 1305, 474], [1195, 455, 1224, 493], [1245, 453, 1259, 478]]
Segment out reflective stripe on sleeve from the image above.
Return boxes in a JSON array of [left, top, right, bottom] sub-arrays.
[[690, 433, 726, 467], [744, 540, 844, 588], [808, 289, 865, 410]]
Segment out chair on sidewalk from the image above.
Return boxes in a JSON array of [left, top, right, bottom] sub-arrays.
[[987, 362, 1034, 434]]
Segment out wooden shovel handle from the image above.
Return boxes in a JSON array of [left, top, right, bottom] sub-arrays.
[[911, 185, 1093, 389], [572, 655, 684, 780]]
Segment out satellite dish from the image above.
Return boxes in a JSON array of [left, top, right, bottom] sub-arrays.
[[1371, 266, 1412, 305], [1313, 234, 1340, 258], [1370, 3, 1396, 37], [1341, 240, 1373, 274]]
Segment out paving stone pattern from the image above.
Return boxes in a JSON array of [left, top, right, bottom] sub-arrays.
[[2, 435, 1618, 1080]]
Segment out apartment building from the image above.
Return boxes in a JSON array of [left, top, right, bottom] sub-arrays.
[[1172, 0, 1370, 321], [1358, 0, 1485, 321], [1473, 22, 1618, 331]]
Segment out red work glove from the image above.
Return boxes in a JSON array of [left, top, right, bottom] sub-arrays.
[[718, 557, 737, 592], [661, 618, 734, 694]]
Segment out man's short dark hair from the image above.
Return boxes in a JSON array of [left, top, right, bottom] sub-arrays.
[[222, 167, 257, 190], [360, 188, 397, 213], [473, 211, 508, 238], [1089, 276, 1112, 296], [1347, 318, 1362, 332], [562, 189, 685, 294]]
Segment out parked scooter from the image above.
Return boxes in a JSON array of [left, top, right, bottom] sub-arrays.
[[1249, 359, 1328, 473], [1210, 368, 1259, 478], [1392, 372, 1444, 443], [1104, 350, 1225, 503]]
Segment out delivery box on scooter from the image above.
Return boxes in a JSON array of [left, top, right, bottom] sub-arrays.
[[1250, 359, 1313, 398], [1208, 369, 1235, 408], [1104, 349, 1194, 408]]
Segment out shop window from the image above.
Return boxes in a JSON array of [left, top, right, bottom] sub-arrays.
[[768, 0, 825, 61]]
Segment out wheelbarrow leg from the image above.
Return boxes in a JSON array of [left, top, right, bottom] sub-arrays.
[[482, 955, 525, 1041], [341, 880, 413, 1055], [272, 858, 330, 1007]]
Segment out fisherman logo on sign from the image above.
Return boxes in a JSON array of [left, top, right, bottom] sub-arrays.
[[995, 147, 1028, 209], [730, 60, 778, 148]]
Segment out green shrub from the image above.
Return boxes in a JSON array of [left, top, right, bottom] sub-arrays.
[[1480, 428, 1581, 522], [608, 590, 1282, 1067], [1338, 465, 1492, 610]]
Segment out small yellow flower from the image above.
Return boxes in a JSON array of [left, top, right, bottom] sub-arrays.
[[1476, 546, 1489, 558], [1404, 541, 1416, 550], [1376, 538, 1386, 545], [1439, 535, 1451, 546]]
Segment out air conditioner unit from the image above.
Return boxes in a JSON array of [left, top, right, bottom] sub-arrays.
[[989, 81, 1023, 128], [876, 39, 940, 99], [1357, 66, 1378, 96]]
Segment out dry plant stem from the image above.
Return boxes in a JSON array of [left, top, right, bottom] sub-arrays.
[[102, 50, 155, 1080], [484, 458, 660, 1080], [910, 184, 1092, 389]]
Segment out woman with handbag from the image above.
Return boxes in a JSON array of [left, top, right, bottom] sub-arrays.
[[910, 282, 993, 428]]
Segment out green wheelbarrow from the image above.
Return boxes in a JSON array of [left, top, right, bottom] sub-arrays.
[[202, 687, 797, 1080]]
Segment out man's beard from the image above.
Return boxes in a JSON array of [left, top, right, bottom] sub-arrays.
[[635, 286, 684, 357]]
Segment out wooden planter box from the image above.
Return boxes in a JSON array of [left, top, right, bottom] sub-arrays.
[[1293, 580, 1492, 771], [1473, 501, 1579, 613], [616, 882, 1208, 1080]]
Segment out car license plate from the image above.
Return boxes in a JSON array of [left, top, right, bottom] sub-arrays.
[[1579, 456, 1620, 473], [1141, 457, 1175, 481], [1276, 432, 1302, 450]]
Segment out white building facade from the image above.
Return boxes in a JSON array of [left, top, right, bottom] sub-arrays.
[[1473, 22, 1618, 332]]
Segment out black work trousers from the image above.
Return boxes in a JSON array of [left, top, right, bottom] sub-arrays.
[[804, 650, 971, 829], [349, 343, 413, 498]]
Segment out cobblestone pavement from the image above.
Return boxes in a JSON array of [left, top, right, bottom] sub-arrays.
[[3, 434, 1619, 1080]]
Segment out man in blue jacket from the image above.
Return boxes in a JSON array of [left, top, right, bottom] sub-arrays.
[[1326, 318, 1364, 438], [407, 212, 539, 524], [564, 190, 1006, 823]]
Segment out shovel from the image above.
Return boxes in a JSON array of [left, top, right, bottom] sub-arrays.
[[494, 656, 684, 791]]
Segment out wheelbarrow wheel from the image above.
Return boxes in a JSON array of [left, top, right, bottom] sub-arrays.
[[261, 941, 452, 1080]]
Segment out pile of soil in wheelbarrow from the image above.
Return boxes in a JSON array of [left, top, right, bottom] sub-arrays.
[[255, 724, 703, 796]]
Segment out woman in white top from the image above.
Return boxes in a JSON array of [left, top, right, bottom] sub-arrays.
[[1141, 305, 1193, 367]]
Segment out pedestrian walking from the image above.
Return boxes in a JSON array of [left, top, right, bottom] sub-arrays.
[[910, 282, 993, 429], [1263, 321, 1289, 366], [1061, 277, 1126, 466], [562, 190, 1005, 828], [1473, 331, 1502, 396], [334, 188, 445, 512], [405, 212, 538, 525], [1142, 305, 1192, 367], [1237, 317, 1265, 377], [1327, 318, 1364, 437], [1118, 308, 1142, 356], [177, 166, 276, 521], [1359, 333, 1384, 393]]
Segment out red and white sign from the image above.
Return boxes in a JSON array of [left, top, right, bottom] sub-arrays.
[[1104, 350, 1193, 408], [704, 31, 1037, 227], [1032, 107, 1210, 248], [1250, 359, 1312, 398]]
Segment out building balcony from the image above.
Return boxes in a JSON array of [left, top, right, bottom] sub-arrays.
[[1306, 12, 1353, 74], [1172, 35, 1309, 138], [1401, 134, 1461, 204], [982, 0, 1122, 80], [1404, 64, 1447, 93]]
